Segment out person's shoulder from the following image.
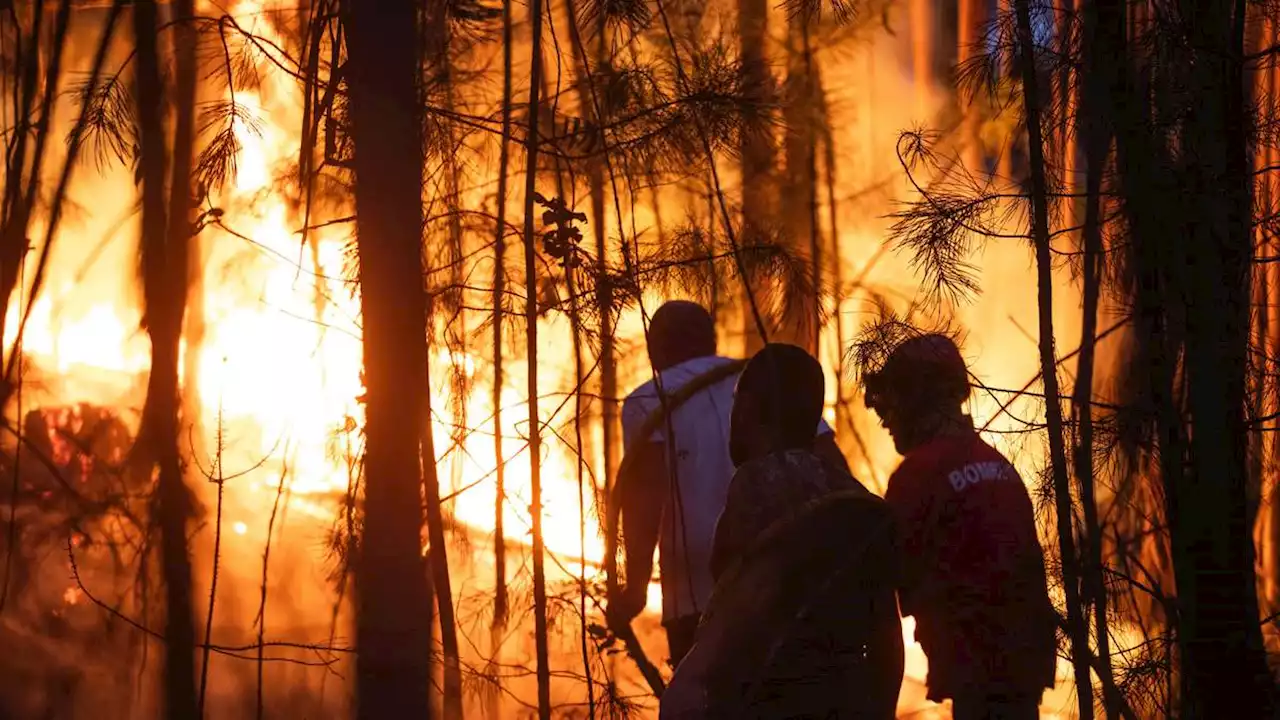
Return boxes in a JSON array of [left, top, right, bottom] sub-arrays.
[[626, 356, 732, 395], [728, 450, 794, 487], [884, 440, 953, 505], [888, 443, 938, 482], [623, 377, 658, 405]]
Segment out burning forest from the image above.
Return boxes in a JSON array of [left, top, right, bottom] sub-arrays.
[[0, 0, 1276, 717]]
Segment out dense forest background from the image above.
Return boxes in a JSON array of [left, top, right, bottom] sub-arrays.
[[0, 0, 1275, 717]]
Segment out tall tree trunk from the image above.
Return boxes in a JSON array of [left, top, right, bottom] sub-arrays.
[[521, 0, 553, 713], [1267, 17, 1280, 615], [490, 0, 514, 707], [562, 0, 619, 490], [740, 0, 773, 353], [998, 0, 1015, 180], [168, 0, 203, 705], [1058, 0, 1079, 225], [1170, 0, 1274, 713], [0, 0, 72, 400], [422, 5, 465, 715], [910, 0, 935, 119], [819, 69, 846, 435], [1250, 6, 1271, 611], [1010, 0, 1095, 716], [958, 0, 987, 171], [133, 1, 200, 716], [344, 0, 435, 716], [1076, 0, 1118, 714], [782, 14, 821, 353]]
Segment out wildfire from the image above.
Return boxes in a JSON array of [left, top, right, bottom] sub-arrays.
[[0, 0, 1088, 716], [2, 0, 620, 570]]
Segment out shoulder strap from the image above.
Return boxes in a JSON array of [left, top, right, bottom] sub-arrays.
[[606, 358, 746, 561]]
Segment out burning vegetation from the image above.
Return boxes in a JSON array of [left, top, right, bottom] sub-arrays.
[[0, 0, 1276, 717]]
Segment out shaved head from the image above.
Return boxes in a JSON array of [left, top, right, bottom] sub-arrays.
[[647, 301, 717, 371]]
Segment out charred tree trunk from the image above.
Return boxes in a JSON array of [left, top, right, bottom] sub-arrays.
[[344, 0, 435, 716], [1011, 0, 1095, 716], [133, 0, 200, 716]]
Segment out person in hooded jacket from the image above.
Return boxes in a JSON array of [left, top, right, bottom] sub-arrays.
[[863, 332, 1057, 720]]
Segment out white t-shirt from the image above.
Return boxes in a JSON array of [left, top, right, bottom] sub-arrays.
[[620, 354, 834, 622]]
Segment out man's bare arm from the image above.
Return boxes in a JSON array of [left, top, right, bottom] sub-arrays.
[[616, 440, 666, 607]]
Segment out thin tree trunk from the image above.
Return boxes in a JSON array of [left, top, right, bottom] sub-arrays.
[[804, 24, 822, 357], [562, 0, 618, 490], [423, 4, 465, 713], [740, 0, 772, 353], [563, 261, 597, 718], [999, 0, 1015, 181], [1010, 0, 1095, 716], [344, 0, 435, 715], [821, 84, 847, 439], [1076, 0, 1117, 714], [593, 33, 619, 494], [422, 408, 460, 720], [1059, 0, 1079, 226], [490, 0, 514, 709], [782, 13, 821, 353], [521, 0, 553, 712], [1267, 17, 1280, 614], [133, 0, 200, 716]]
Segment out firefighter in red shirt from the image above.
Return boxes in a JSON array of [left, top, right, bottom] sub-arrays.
[[862, 333, 1057, 720]]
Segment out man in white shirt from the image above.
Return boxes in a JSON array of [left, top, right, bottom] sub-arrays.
[[605, 301, 845, 667]]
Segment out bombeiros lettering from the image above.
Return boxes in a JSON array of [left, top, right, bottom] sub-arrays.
[[947, 460, 1011, 492]]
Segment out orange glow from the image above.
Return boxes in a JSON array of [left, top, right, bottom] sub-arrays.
[[4, 0, 1095, 716]]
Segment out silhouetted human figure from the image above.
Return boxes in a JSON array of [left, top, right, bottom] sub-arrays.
[[864, 333, 1056, 720], [661, 342, 903, 719], [607, 302, 847, 668]]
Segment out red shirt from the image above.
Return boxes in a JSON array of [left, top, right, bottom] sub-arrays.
[[884, 429, 1057, 701]]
